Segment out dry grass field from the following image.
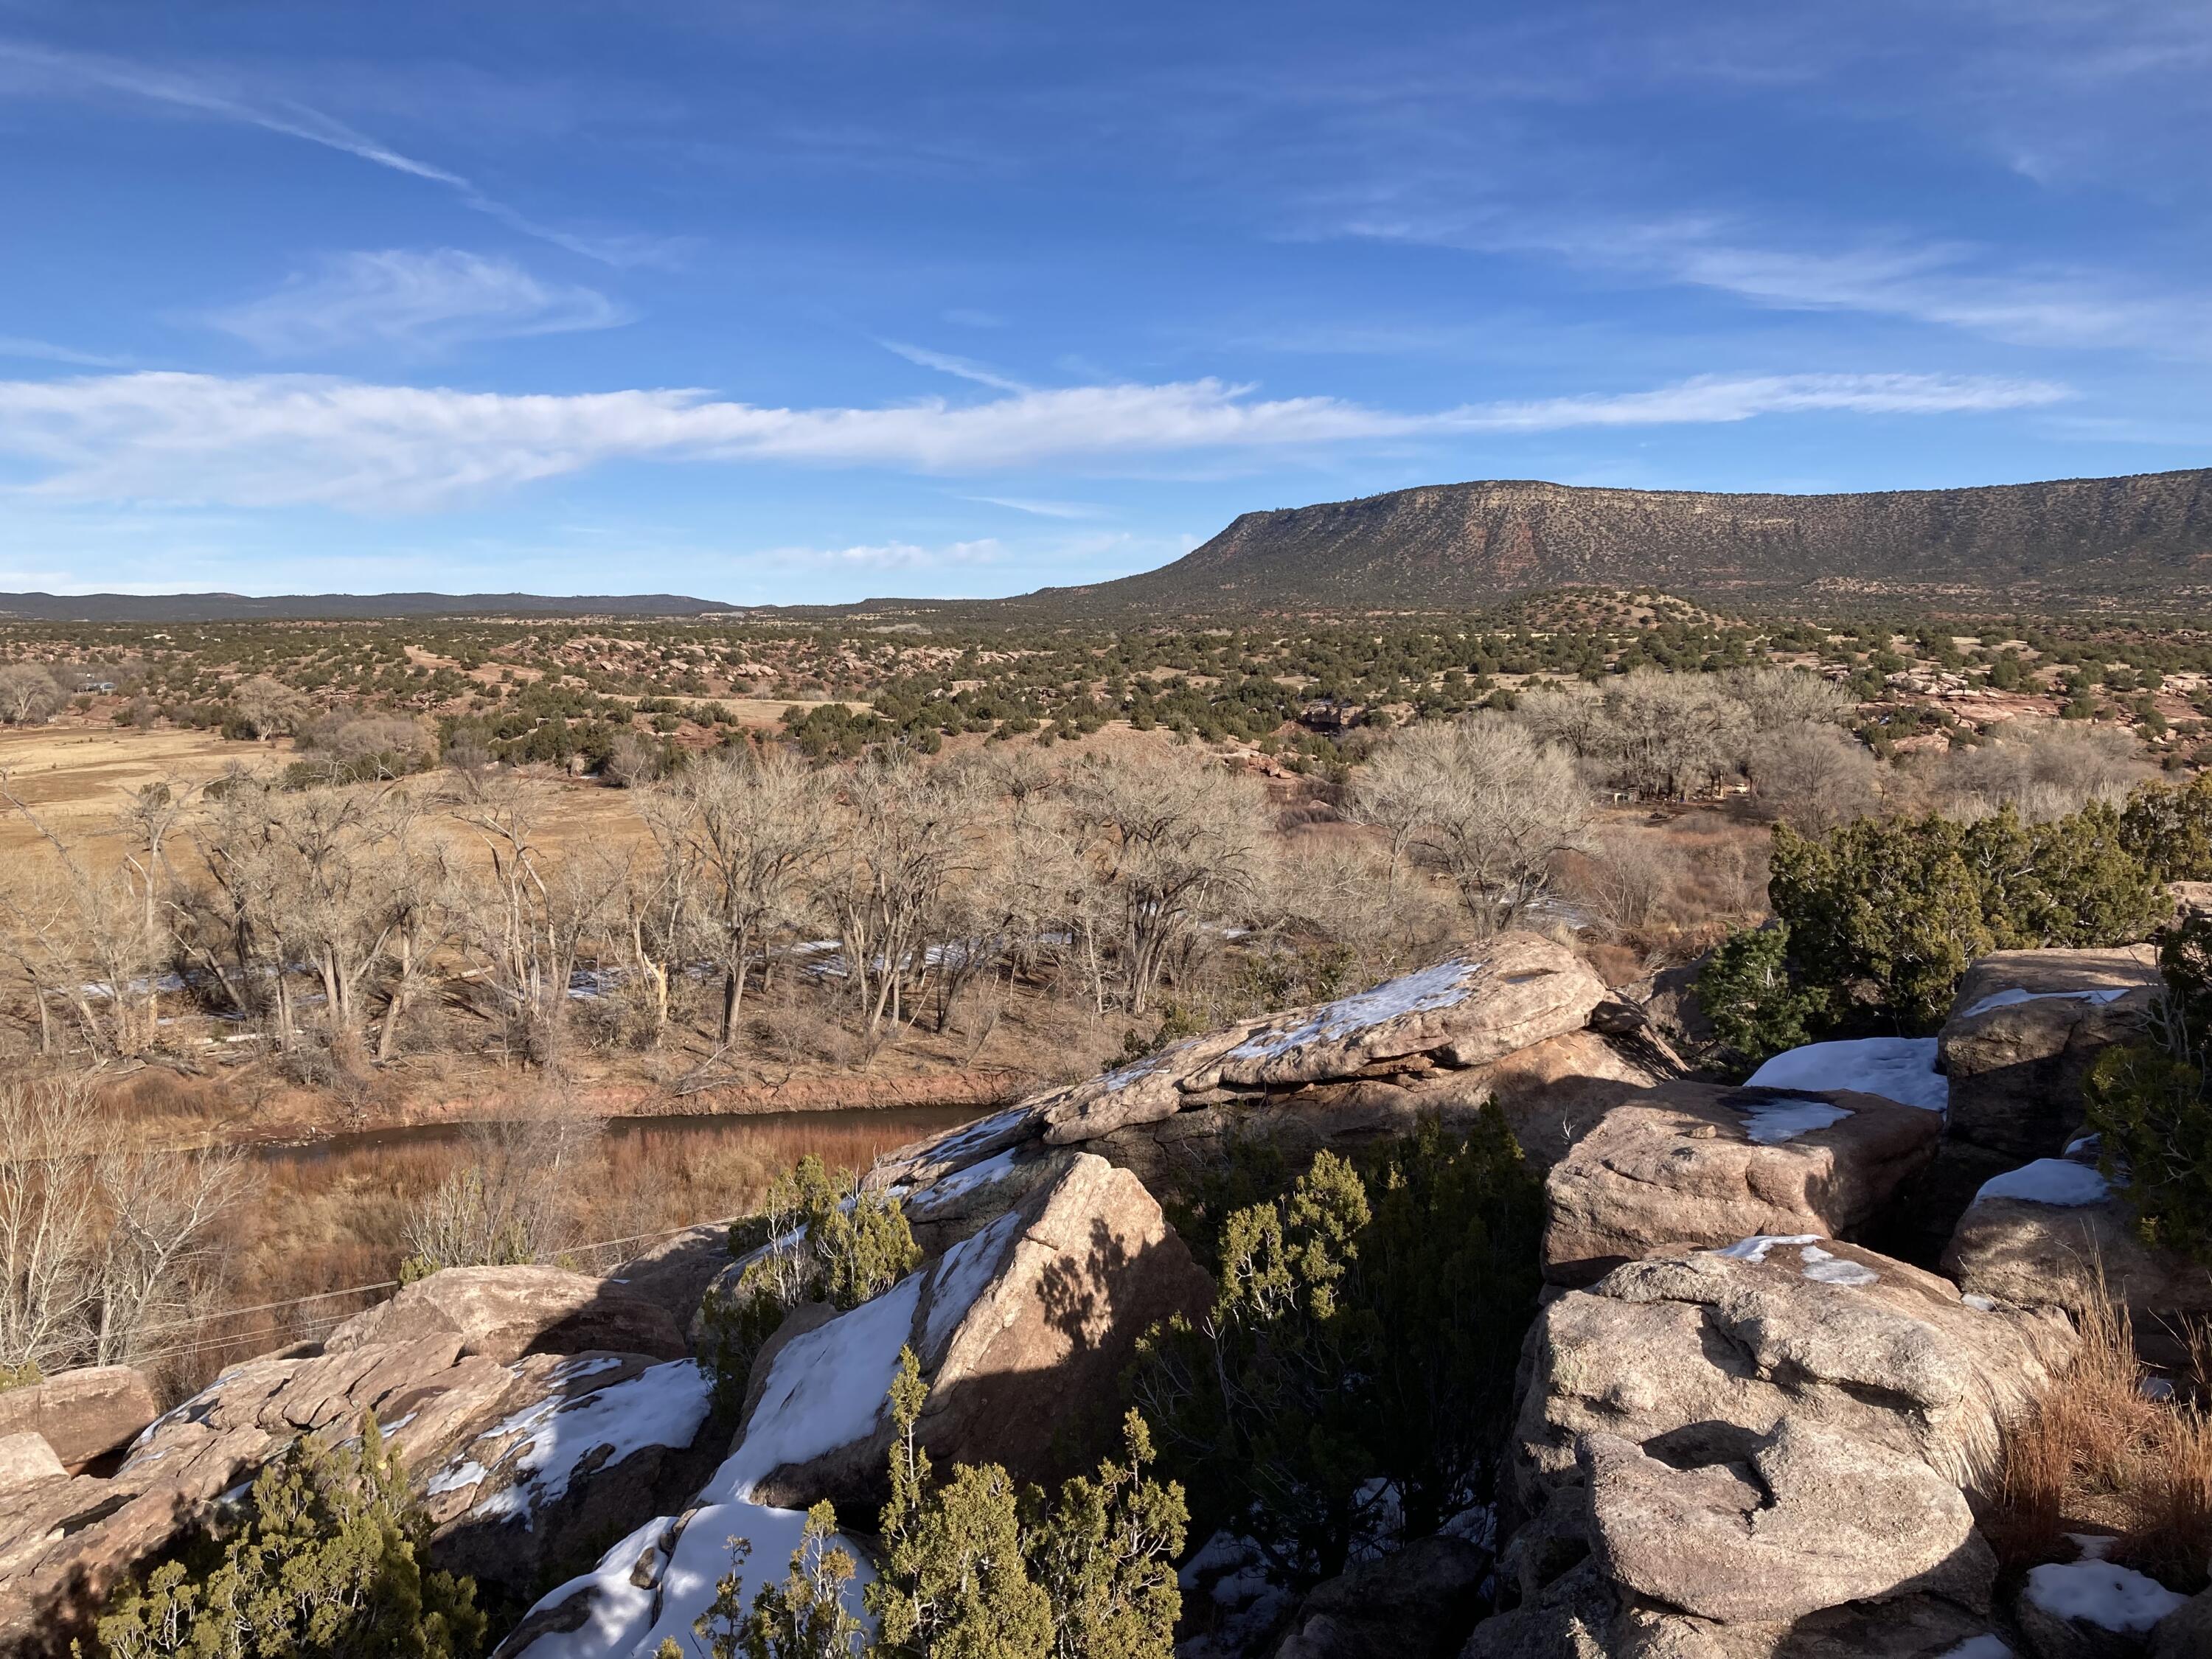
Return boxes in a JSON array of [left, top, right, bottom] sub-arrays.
[[0, 726, 254, 855]]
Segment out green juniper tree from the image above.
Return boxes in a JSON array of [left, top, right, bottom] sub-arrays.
[[700, 1157, 921, 1408], [88, 1415, 484, 1659]]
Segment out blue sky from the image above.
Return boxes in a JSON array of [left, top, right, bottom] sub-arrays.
[[0, 1, 2207, 603]]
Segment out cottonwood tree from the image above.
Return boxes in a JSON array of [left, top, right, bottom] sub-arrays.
[[815, 752, 978, 1040], [1069, 747, 1267, 1015], [1746, 725, 1879, 832], [0, 778, 167, 1060], [1725, 665, 1854, 731], [230, 675, 310, 739], [0, 665, 60, 727], [0, 1080, 240, 1376], [451, 774, 616, 1065], [1595, 670, 1748, 801], [668, 747, 832, 1044], [1354, 717, 1593, 930]]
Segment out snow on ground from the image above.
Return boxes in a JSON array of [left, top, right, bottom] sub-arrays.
[[1226, 957, 1475, 1062], [1798, 1243, 1879, 1288], [509, 1278, 918, 1658], [1714, 1234, 1821, 1265], [427, 1459, 489, 1497], [918, 1104, 1035, 1168], [445, 1360, 714, 1530], [2023, 1559, 2187, 1631], [1733, 1096, 1854, 1145], [920, 1210, 1022, 1357], [1746, 1037, 1947, 1113], [1974, 1160, 2112, 1208], [717, 1273, 923, 1498], [1936, 1639, 2014, 1658], [1959, 986, 2130, 1020], [1176, 1533, 1298, 1659]]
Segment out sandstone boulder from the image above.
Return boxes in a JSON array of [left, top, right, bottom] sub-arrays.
[[1940, 947, 2158, 1162], [1516, 1240, 2073, 1509], [1541, 1085, 1941, 1287], [1273, 1534, 1492, 1659], [1461, 1026, 1674, 1169], [1579, 1419, 1987, 1625], [2152, 1585, 2212, 1659], [0, 1365, 160, 1470], [737, 1152, 1211, 1510], [1027, 939, 1605, 1149], [1941, 1164, 2212, 1354], [1479, 1238, 2073, 1659], [0, 1321, 699, 1654], [324, 1265, 689, 1365], [0, 1430, 65, 1492], [418, 1353, 717, 1602]]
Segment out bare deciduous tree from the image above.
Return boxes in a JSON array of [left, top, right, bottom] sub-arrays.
[[1595, 670, 1748, 801], [1357, 717, 1594, 930], [231, 675, 310, 740], [1930, 717, 2155, 822], [1070, 747, 1267, 1014], [0, 665, 60, 728], [1746, 725, 1879, 832], [1725, 666, 1854, 732], [669, 748, 832, 1044], [0, 1080, 240, 1375]]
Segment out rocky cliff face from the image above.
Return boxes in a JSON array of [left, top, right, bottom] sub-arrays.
[[1052, 467, 2212, 609]]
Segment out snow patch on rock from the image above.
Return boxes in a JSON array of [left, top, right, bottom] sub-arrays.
[[1713, 1234, 1822, 1265], [1798, 1244, 1879, 1288], [1225, 958, 1475, 1061], [2024, 1559, 2187, 1632], [1747, 1037, 1947, 1113], [921, 1210, 1023, 1357], [1733, 1096, 1853, 1145], [442, 1360, 712, 1531], [1960, 986, 2129, 1020], [1974, 1160, 2112, 1208]]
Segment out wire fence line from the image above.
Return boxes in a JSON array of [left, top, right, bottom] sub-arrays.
[[125, 1213, 742, 1374]]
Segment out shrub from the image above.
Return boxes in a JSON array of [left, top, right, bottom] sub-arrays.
[[1769, 804, 2166, 1031], [89, 1414, 484, 1659], [1131, 1113, 1542, 1579], [700, 1157, 919, 1408], [658, 1503, 864, 1659], [2121, 772, 2212, 881], [2084, 913, 2212, 1264], [1695, 925, 1826, 1074], [869, 1346, 1186, 1659]]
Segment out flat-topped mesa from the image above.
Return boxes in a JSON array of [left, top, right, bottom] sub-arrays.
[[869, 933, 1650, 1213]]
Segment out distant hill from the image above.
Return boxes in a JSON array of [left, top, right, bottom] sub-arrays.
[[1034, 467, 2212, 611], [0, 592, 740, 623]]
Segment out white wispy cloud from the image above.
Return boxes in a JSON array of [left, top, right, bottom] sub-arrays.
[[1461, 372, 2067, 429], [961, 495, 1103, 519], [879, 341, 1030, 392], [1599, 221, 2211, 354], [0, 39, 682, 268], [207, 250, 631, 355], [0, 369, 2065, 511], [1348, 206, 2212, 357], [0, 336, 137, 369]]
